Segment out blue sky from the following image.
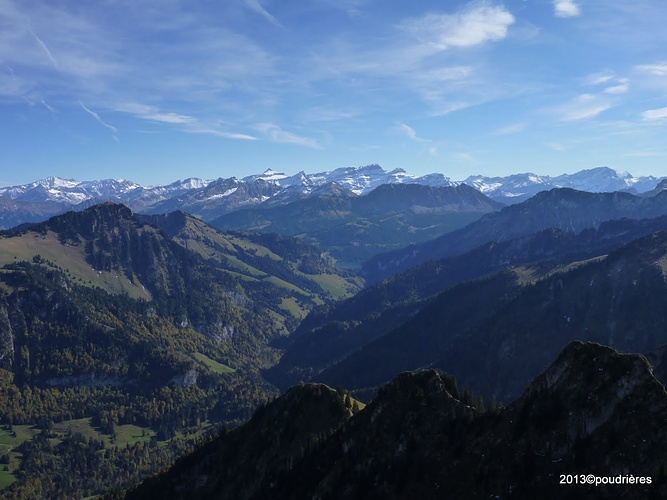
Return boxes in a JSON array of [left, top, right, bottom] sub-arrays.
[[1, 0, 667, 186]]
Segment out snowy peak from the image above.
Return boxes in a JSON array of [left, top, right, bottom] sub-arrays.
[[465, 167, 662, 204], [314, 164, 455, 195], [243, 169, 289, 183], [0, 165, 664, 229]]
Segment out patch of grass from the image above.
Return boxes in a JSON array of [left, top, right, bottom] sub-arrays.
[[221, 254, 267, 276], [0, 469, 16, 489], [9, 425, 39, 446], [226, 236, 283, 260], [265, 309, 290, 336], [53, 418, 101, 440], [113, 424, 155, 447], [279, 297, 307, 319], [0, 426, 35, 490], [264, 275, 309, 295], [52, 418, 154, 448], [305, 273, 361, 299], [0, 232, 151, 300], [193, 352, 235, 374]]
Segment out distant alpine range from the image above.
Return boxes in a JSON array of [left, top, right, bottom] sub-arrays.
[[0, 165, 663, 230]]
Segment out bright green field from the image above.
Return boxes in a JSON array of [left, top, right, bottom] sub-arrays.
[[193, 352, 235, 374]]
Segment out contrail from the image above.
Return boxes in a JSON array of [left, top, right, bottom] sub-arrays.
[[79, 101, 118, 135], [28, 25, 58, 68], [243, 0, 281, 26]]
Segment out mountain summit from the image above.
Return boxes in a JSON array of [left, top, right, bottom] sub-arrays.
[[128, 342, 667, 500], [0, 165, 662, 229]]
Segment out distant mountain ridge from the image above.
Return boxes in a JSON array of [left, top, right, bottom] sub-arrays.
[[363, 188, 667, 282], [0, 165, 662, 228], [464, 166, 662, 203], [211, 183, 503, 266]]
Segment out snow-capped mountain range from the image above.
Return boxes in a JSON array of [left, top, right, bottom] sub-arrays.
[[463, 168, 662, 202], [0, 165, 663, 229]]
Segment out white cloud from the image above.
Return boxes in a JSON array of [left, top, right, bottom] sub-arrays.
[[641, 107, 667, 121], [585, 73, 629, 95], [256, 122, 321, 148], [146, 113, 195, 125], [401, 2, 515, 51], [585, 73, 614, 86], [188, 129, 258, 140], [118, 103, 193, 124], [117, 102, 256, 139], [396, 123, 429, 142], [559, 94, 611, 121], [553, 0, 581, 18], [398, 123, 418, 140], [636, 63, 667, 76], [603, 83, 629, 94]]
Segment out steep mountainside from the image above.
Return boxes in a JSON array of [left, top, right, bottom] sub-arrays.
[[127, 342, 667, 500], [212, 183, 502, 267], [0, 203, 357, 498], [138, 211, 361, 304], [320, 229, 667, 403], [363, 188, 667, 283], [266, 215, 667, 391], [126, 384, 360, 500]]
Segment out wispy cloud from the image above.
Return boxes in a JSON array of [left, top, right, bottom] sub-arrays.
[[400, 3, 515, 51], [553, 0, 581, 18], [79, 101, 117, 135], [305, 107, 361, 122], [256, 123, 321, 148], [585, 72, 629, 94], [641, 107, 667, 121], [559, 94, 611, 121], [495, 122, 526, 135], [603, 82, 629, 94], [118, 102, 257, 139], [145, 113, 195, 125], [188, 129, 258, 140], [307, 3, 517, 118], [396, 123, 430, 142], [0, 65, 30, 97], [585, 72, 614, 86], [636, 62, 667, 76], [41, 100, 56, 113], [318, 0, 370, 17], [27, 25, 58, 68], [452, 152, 477, 163], [243, 0, 281, 26]]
